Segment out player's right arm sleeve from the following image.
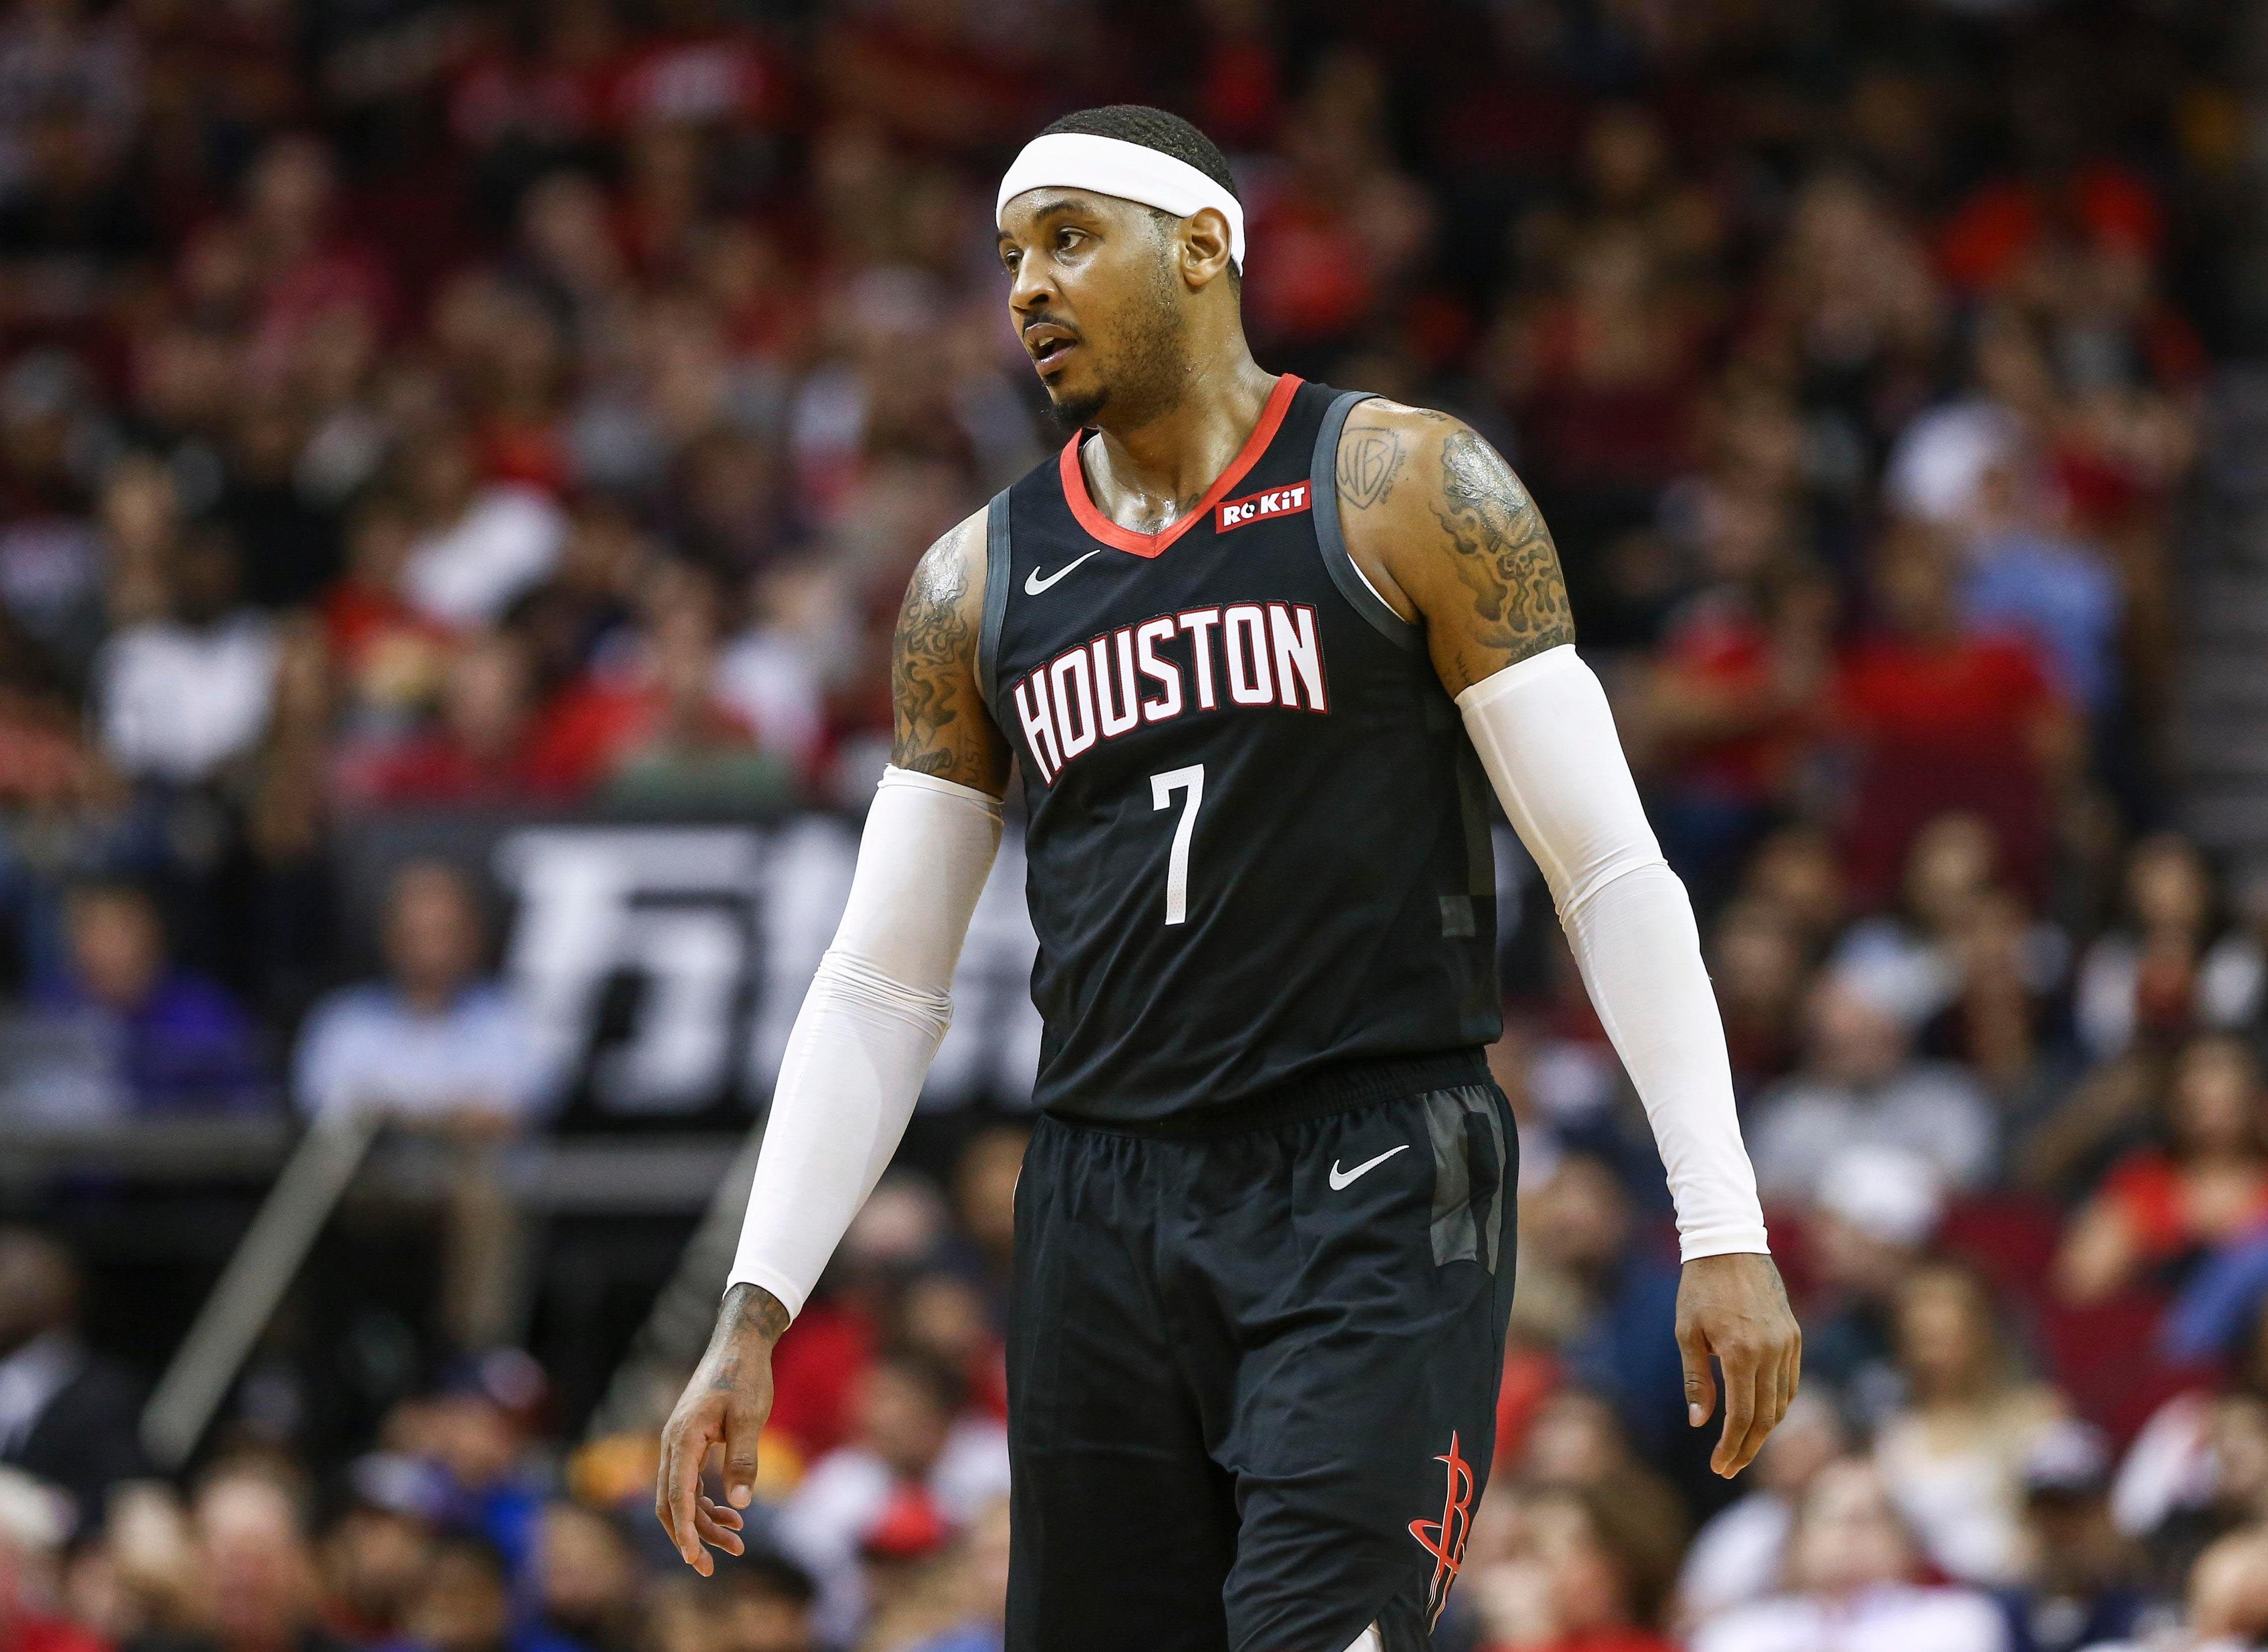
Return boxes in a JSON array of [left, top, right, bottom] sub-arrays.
[[726, 765, 1004, 1320], [1457, 644, 1770, 1260]]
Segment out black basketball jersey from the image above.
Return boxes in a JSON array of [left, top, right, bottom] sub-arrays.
[[977, 375, 1500, 1123]]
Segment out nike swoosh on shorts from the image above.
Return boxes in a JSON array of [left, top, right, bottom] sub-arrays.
[[1329, 1143, 1412, 1191]]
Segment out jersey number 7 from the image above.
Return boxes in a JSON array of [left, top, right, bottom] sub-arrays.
[[1149, 764, 1205, 927]]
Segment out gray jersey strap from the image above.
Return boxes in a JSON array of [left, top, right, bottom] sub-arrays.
[[1311, 389, 1424, 653], [976, 487, 1014, 708]]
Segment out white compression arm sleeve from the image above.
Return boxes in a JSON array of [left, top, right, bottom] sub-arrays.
[[726, 766, 1003, 1319], [1458, 645, 1769, 1259]]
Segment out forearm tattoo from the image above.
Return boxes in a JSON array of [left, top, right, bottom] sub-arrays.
[[1431, 430, 1574, 664], [889, 524, 982, 777], [715, 1282, 790, 1359]]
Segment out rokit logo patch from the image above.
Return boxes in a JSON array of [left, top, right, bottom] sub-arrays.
[[1216, 480, 1311, 532]]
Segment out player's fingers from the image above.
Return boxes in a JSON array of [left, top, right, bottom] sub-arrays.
[[1733, 1346, 1786, 1477], [722, 1400, 763, 1510], [664, 1416, 711, 1567], [1677, 1324, 1716, 1429], [693, 1501, 747, 1557], [1712, 1345, 1760, 1477], [653, 1424, 680, 1548], [1783, 1333, 1804, 1417], [697, 1494, 744, 1532]]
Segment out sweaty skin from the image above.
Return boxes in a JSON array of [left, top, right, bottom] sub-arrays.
[[656, 180, 1800, 1573]]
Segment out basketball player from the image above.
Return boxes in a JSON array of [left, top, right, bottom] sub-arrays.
[[656, 106, 1800, 1652]]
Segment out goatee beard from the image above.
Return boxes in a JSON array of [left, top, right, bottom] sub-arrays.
[[1047, 385, 1108, 435]]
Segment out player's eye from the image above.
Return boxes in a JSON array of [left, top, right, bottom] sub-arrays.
[[1001, 247, 1020, 272], [1055, 228, 1085, 253]]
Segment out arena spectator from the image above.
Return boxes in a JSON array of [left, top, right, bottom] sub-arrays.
[[1506, 1390, 1689, 1601], [127, 1466, 353, 1652], [2, 879, 268, 1119], [1995, 1422, 2152, 1652], [1832, 522, 2075, 907], [522, 566, 790, 808], [93, 526, 278, 789], [335, 634, 555, 808], [897, 1495, 1008, 1652], [641, 1556, 816, 1652], [1874, 1260, 2068, 1586], [384, 1534, 541, 1652], [773, 1351, 1009, 1648], [1465, 1481, 1680, 1652], [1672, 1392, 1851, 1633], [293, 860, 548, 1131], [525, 1504, 634, 1652], [2075, 836, 2266, 1062], [1517, 1156, 1686, 1469], [1689, 1459, 2010, 1652], [1793, 1145, 1946, 1428], [397, 424, 564, 632], [0, 1229, 146, 1536], [314, 1493, 434, 1649], [1747, 967, 1998, 1203], [1706, 898, 1810, 1096], [1637, 555, 1836, 898], [2055, 1035, 2268, 1305]]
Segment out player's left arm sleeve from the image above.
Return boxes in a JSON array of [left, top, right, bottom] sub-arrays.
[[726, 766, 1004, 1318], [1457, 644, 1770, 1260]]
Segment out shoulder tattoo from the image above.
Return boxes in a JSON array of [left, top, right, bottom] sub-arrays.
[[1337, 425, 1407, 510], [889, 526, 979, 777], [1432, 430, 1574, 664]]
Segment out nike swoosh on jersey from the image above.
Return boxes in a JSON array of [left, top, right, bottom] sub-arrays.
[[1024, 548, 1106, 595], [1328, 1143, 1412, 1191]]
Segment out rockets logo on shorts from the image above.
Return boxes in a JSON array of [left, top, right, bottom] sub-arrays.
[[1215, 480, 1311, 532], [1409, 1431, 1475, 1630], [1007, 601, 1329, 784]]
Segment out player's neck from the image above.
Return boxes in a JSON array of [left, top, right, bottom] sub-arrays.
[[1084, 348, 1278, 527]]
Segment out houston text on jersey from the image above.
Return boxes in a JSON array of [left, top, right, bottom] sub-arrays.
[[1008, 601, 1329, 784]]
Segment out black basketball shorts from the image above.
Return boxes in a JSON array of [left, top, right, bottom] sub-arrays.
[[1004, 1051, 1517, 1652]]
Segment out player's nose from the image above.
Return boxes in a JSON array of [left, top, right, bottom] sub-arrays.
[[1008, 253, 1058, 315]]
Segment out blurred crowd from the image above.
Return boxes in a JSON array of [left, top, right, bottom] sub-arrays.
[[0, 0, 2261, 1648]]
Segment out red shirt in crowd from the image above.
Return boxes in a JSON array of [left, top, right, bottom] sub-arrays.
[[1937, 162, 2163, 292], [765, 1301, 872, 1461], [523, 674, 760, 796], [2096, 1151, 2268, 1265], [4, 1615, 109, 1652], [1654, 597, 1823, 804], [1834, 631, 2064, 904]]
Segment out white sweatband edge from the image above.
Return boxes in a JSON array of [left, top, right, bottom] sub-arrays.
[[997, 132, 1246, 269], [876, 763, 1005, 812]]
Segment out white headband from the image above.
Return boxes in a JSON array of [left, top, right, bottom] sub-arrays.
[[996, 132, 1245, 271]]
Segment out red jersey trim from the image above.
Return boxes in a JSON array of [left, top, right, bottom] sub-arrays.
[[1058, 373, 1302, 559]]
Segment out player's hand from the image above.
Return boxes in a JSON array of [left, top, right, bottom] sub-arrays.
[[1675, 1252, 1801, 1480], [656, 1282, 786, 1573]]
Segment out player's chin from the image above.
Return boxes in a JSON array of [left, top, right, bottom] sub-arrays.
[[1044, 378, 1108, 434]]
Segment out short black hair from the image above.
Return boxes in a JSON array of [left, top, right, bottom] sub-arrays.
[[1038, 105, 1238, 202]]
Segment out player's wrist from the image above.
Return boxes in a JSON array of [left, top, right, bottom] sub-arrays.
[[718, 1281, 792, 1349]]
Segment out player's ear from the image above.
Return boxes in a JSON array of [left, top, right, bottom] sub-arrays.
[[1180, 207, 1235, 291]]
